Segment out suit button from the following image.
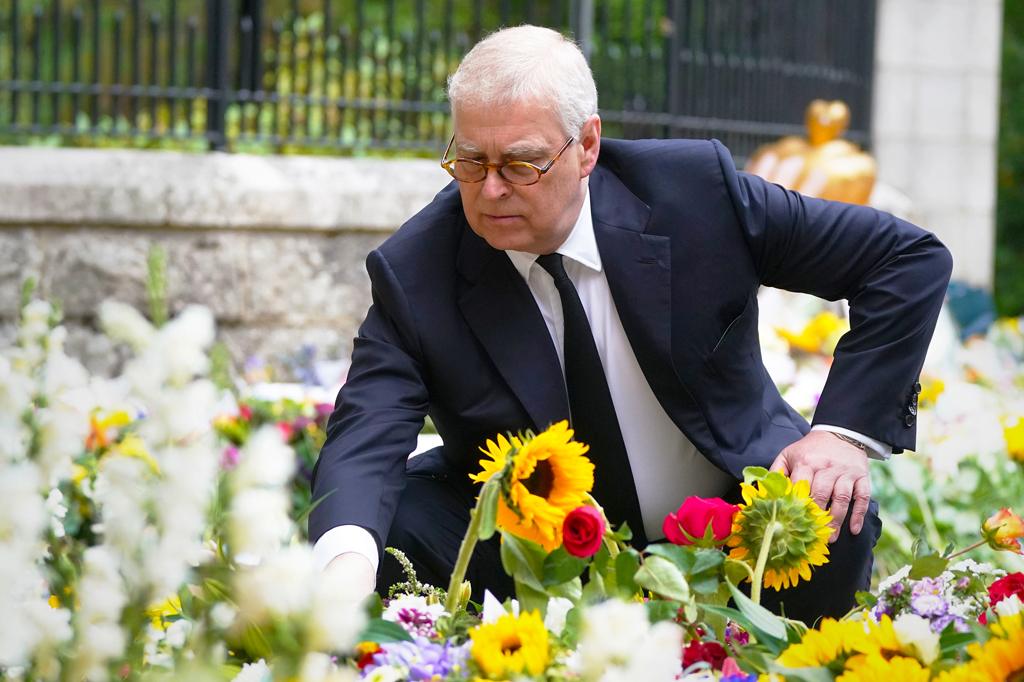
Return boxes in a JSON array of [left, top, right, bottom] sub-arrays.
[[904, 413, 916, 427], [913, 381, 922, 394], [907, 402, 918, 416]]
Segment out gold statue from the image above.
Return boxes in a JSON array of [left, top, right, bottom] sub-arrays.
[[745, 100, 876, 205]]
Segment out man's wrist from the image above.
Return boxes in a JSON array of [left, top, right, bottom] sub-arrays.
[[827, 431, 871, 455]]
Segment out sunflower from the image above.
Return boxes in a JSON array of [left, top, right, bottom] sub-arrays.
[[726, 472, 832, 591], [469, 420, 594, 551], [936, 613, 1024, 682], [776, 618, 869, 671], [469, 610, 550, 679], [838, 654, 931, 682]]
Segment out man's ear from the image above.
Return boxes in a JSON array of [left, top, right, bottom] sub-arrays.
[[578, 114, 602, 178]]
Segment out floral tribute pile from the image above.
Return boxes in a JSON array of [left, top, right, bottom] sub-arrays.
[[2, 294, 1024, 681]]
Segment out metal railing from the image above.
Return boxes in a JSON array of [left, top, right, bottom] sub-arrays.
[[0, 0, 876, 159]]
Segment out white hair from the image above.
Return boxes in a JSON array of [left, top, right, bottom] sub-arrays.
[[447, 25, 598, 138]]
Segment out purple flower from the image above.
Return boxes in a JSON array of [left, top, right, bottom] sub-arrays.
[[889, 582, 905, 596], [910, 593, 947, 618], [220, 446, 241, 470], [366, 637, 470, 680], [394, 607, 438, 638]]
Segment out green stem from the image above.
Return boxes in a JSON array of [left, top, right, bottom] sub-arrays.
[[914, 487, 944, 552], [750, 503, 779, 606], [445, 503, 482, 614], [945, 538, 987, 561]]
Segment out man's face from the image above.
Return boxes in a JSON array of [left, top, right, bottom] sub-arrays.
[[452, 101, 601, 255]]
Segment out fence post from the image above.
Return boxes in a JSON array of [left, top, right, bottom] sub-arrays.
[[205, 0, 231, 150], [571, 0, 594, 62], [666, 0, 684, 119]]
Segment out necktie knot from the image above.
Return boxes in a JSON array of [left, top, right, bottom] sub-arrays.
[[536, 253, 570, 285]]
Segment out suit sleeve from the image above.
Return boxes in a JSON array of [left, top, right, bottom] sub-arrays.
[[712, 139, 953, 452], [308, 248, 429, 553]]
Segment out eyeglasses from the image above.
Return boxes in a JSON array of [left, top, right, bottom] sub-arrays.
[[440, 135, 575, 186]]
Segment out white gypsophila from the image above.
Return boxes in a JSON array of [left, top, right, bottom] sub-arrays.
[[893, 614, 940, 664], [229, 488, 294, 559], [234, 546, 316, 625], [309, 566, 369, 652], [98, 300, 155, 352], [231, 426, 296, 491], [382, 594, 446, 625], [575, 599, 683, 682], [164, 619, 191, 649], [233, 659, 272, 682], [996, 594, 1024, 618], [544, 597, 574, 636], [876, 565, 912, 595], [78, 546, 128, 624], [34, 403, 89, 486], [142, 625, 173, 669], [948, 559, 1004, 577]]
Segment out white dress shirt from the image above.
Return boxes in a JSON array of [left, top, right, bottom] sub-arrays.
[[313, 185, 890, 572]]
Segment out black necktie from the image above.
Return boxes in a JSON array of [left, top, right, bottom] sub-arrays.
[[535, 253, 646, 545]]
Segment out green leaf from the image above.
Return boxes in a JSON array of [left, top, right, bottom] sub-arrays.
[[727, 581, 787, 641], [909, 552, 949, 580], [767, 665, 835, 682], [742, 466, 769, 484], [358, 618, 414, 643], [939, 630, 978, 655], [582, 567, 607, 603], [644, 543, 696, 573], [477, 481, 500, 541], [514, 579, 549, 615], [608, 521, 633, 543], [547, 577, 583, 602], [761, 471, 790, 497], [645, 599, 681, 623], [561, 606, 583, 646], [500, 533, 546, 592], [634, 555, 692, 603], [542, 547, 588, 587], [691, 548, 726, 576], [614, 549, 641, 598], [854, 591, 877, 609], [365, 592, 384, 619]]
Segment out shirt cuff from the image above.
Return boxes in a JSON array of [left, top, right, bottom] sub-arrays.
[[312, 525, 380, 573], [812, 424, 892, 461]]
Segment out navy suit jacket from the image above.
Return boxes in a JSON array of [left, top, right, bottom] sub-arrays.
[[309, 138, 953, 553]]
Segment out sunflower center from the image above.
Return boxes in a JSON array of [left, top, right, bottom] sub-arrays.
[[522, 459, 555, 498], [501, 634, 522, 655]]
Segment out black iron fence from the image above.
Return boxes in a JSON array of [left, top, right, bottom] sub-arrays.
[[0, 0, 876, 159]]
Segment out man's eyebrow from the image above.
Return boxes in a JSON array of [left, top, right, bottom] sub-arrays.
[[454, 140, 549, 158]]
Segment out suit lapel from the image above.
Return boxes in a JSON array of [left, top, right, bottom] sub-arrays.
[[456, 222, 571, 432]]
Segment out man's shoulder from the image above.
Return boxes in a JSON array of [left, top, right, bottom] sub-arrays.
[[597, 137, 734, 204], [374, 181, 465, 264], [599, 136, 723, 169]]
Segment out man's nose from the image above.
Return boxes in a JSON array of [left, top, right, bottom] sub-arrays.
[[480, 167, 511, 200]]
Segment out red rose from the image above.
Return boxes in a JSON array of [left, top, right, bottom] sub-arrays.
[[989, 572, 1024, 607], [663, 497, 738, 547], [562, 506, 606, 558], [682, 639, 728, 670]]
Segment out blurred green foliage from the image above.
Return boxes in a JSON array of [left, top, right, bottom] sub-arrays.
[[996, 2, 1024, 315]]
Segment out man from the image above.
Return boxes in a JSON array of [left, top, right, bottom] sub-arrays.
[[309, 26, 952, 623]]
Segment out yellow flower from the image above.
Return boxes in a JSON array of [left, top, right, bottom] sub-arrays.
[[469, 610, 550, 679], [777, 618, 868, 669], [85, 409, 132, 450], [982, 508, 1024, 553], [776, 311, 848, 354], [935, 614, 1024, 682], [470, 421, 593, 551], [918, 377, 945, 408], [727, 473, 832, 591], [48, 595, 60, 609], [838, 654, 931, 682], [112, 435, 162, 476], [146, 594, 182, 630], [1004, 417, 1024, 463]]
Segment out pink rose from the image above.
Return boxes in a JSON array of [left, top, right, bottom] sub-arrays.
[[562, 506, 606, 558], [662, 496, 738, 547]]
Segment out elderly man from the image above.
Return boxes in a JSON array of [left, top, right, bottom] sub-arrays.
[[310, 25, 951, 623]]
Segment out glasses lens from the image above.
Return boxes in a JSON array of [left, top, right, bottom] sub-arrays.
[[500, 163, 541, 185], [452, 160, 486, 182]]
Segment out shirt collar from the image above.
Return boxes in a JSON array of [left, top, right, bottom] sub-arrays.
[[505, 186, 601, 280]]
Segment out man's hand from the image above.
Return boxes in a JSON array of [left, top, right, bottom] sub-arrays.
[[325, 552, 377, 597], [769, 430, 870, 543]]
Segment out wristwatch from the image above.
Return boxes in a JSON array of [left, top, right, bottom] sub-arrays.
[[828, 431, 871, 455]]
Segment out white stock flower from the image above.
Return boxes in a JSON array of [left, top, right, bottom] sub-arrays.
[[229, 488, 293, 559], [234, 546, 315, 624], [93, 456, 149, 553], [575, 599, 683, 682], [35, 403, 89, 485], [233, 658, 272, 682], [995, 594, 1024, 618], [18, 300, 53, 347], [42, 346, 89, 396], [299, 652, 358, 682], [363, 666, 405, 682], [77, 622, 126, 681], [232, 426, 296, 490], [99, 300, 155, 351], [210, 603, 238, 630], [892, 613, 940, 664], [0, 462, 46, 547], [165, 619, 191, 649], [78, 547, 127, 623], [544, 597, 575, 636], [309, 567, 369, 651], [156, 305, 215, 385]]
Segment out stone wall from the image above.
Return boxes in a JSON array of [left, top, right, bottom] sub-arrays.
[[872, 0, 1004, 287], [0, 146, 450, 378]]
